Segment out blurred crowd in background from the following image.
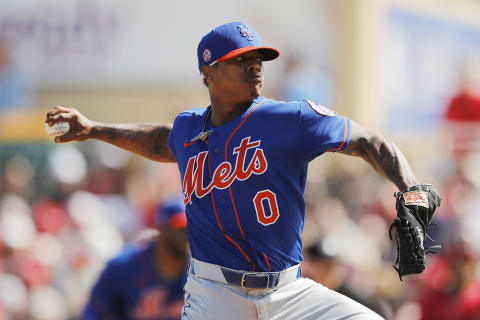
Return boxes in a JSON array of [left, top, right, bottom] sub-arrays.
[[0, 88, 479, 320], [1, 0, 480, 319], [1, 117, 480, 319], [0, 141, 184, 319]]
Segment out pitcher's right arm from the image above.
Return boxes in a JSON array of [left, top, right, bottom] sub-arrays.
[[46, 106, 176, 163]]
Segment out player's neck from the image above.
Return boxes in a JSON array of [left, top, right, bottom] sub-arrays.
[[209, 97, 256, 127]]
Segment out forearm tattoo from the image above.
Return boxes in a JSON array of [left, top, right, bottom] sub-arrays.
[[377, 142, 399, 179], [94, 123, 176, 162], [344, 134, 417, 191]]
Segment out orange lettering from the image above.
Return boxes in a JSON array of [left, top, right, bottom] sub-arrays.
[[182, 138, 268, 205], [183, 154, 201, 205], [212, 162, 234, 189], [234, 137, 262, 180]]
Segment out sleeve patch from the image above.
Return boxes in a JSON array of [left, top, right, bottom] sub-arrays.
[[306, 99, 337, 117]]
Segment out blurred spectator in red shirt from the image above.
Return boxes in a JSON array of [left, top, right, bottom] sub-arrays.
[[444, 66, 480, 159], [446, 89, 480, 121], [416, 241, 480, 320]]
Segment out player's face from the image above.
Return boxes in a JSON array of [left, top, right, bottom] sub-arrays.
[[210, 51, 264, 101], [163, 227, 190, 261]]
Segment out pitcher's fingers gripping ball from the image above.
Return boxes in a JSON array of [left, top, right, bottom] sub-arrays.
[[45, 106, 94, 143], [45, 121, 70, 139], [389, 184, 442, 280]]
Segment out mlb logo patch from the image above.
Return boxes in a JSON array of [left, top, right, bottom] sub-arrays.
[[403, 191, 429, 208], [203, 49, 211, 62], [306, 99, 337, 117]]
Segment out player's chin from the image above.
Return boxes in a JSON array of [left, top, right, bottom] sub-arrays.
[[244, 79, 263, 95]]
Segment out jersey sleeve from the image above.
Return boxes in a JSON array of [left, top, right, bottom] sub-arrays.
[[81, 262, 122, 320], [298, 99, 350, 161], [167, 110, 202, 159]]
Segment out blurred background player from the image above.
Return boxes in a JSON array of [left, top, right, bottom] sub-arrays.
[[82, 195, 189, 320], [302, 238, 391, 319]]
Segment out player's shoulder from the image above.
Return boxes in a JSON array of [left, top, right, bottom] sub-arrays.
[[259, 97, 335, 120], [302, 99, 339, 117], [172, 107, 208, 130], [259, 97, 303, 115], [175, 107, 208, 121], [260, 97, 342, 125], [263, 97, 302, 108], [262, 97, 334, 113], [106, 240, 154, 270]]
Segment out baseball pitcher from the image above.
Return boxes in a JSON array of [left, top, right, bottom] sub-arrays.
[[46, 22, 440, 320]]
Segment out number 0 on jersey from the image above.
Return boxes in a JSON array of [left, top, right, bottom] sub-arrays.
[[253, 190, 280, 226]]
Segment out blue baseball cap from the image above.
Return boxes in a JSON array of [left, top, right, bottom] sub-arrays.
[[197, 22, 279, 73], [156, 196, 187, 229]]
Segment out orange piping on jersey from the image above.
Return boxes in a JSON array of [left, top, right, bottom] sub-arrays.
[[184, 141, 197, 148], [207, 155, 253, 265], [184, 138, 208, 148], [263, 253, 272, 272], [224, 99, 270, 240], [327, 117, 348, 152], [227, 187, 247, 238]]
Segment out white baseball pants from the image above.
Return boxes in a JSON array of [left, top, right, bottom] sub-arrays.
[[181, 259, 384, 320]]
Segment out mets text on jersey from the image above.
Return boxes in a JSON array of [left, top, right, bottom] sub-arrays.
[[182, 136, 267, 205]]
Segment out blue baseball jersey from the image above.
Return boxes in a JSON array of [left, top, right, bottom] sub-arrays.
[[82, 240, 186, 320], [168, 96, 350, 272]]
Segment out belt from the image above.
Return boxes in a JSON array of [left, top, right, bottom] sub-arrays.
[[188, 258, 301, 290]]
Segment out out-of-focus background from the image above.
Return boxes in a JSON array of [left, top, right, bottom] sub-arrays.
[[0, 0, 479, 319]]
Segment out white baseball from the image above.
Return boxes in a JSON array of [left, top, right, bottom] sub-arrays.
[[45, 122, 70, 138]]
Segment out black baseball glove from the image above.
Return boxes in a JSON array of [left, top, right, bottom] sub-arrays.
[[389, 184, 442, 280]]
